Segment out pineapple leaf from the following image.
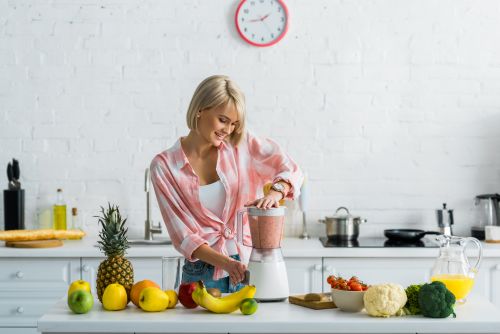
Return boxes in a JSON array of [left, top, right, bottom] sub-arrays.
[[95, 203, 129, 257]]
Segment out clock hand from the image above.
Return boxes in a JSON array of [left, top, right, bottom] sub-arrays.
[[249, 14, 264, 22], [260, 13, 270, 21]]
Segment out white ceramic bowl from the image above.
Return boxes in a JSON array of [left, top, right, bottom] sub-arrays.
[[331, 288, 366, 312]]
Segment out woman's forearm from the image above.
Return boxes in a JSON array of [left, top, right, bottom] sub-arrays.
[[192, 244, 231, 268]]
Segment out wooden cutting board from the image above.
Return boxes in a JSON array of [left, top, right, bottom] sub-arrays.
[[5, 239, 63, 248], [289, 293, 336, 310]]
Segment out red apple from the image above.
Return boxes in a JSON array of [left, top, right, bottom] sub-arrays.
[[178, 282, 198, 309]]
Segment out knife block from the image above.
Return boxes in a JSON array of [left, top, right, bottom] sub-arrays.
[[3, 189, 25, 230]]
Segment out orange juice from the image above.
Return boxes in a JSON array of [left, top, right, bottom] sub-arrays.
[[431, 274, 474, 301]]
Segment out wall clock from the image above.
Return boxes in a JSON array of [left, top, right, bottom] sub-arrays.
[[235, 0, 289, 47]]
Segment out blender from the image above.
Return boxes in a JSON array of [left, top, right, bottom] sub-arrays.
[[237, 206, 289, 302]]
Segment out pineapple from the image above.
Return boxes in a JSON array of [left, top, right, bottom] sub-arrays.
[[95, 204, 134, 303]]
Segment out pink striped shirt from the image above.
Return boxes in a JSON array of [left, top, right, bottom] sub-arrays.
[[150, 131, 303, 280]]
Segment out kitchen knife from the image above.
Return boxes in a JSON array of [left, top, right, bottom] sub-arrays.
[[12, 159, 20, 180], [11, 158, 21, 189], [6, 163, 16, 190], [7, 163, 13, 182]]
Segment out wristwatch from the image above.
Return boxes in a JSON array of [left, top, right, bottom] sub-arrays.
[[271, 182, 286, 200]]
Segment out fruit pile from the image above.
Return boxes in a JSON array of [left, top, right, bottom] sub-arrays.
[[327, 275, 369, 291], [179, 281, 258, 315]]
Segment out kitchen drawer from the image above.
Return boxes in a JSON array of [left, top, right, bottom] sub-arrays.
[[0, 328, 38, 334], [0, 258, 80, 290], [0, 291, 60, 327]]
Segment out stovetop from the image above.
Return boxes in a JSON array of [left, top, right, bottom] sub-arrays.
[[319, 237, 438, 248]]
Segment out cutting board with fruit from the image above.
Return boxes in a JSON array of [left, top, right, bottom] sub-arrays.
[[288, 293, 336, 310], [5, 239, 63, 248]]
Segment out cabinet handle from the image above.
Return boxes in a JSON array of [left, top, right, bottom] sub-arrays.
[[15, 271, 24, 279], [17, 307, 24, 314], [496, 264, 500, 271], [325, 266, 333, 272], [314, 264, 322, 271], [82, 265, 90, 272]]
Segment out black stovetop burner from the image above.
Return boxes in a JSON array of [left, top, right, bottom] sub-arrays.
[[319, 237, 438, 248]]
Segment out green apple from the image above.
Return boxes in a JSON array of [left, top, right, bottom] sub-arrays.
[[68, 290, 94, 314]]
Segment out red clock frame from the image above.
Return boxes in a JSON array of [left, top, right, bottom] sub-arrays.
[[235, 0, 289, 47]]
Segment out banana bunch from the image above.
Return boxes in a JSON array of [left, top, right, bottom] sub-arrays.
[[191, 280, 256, 314]]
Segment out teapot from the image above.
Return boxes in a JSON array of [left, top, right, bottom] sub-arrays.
[[431, 235, 482, 304]]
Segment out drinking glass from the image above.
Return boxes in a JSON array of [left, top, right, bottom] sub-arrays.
[[162, 257, 181, 291]]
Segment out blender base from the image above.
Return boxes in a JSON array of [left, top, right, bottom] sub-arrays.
[[247, 260, 289, 302]]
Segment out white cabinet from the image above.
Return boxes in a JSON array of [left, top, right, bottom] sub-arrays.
[[475, 259, 500, 306], [0, 258, 79, 328], [491, 262, 500, 307], [285, 258, 323, 294], [81, 257, 163, 293]]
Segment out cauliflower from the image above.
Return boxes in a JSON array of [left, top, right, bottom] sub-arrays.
[[363, 283, 407, 317]]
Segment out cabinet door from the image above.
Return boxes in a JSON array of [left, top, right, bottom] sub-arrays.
[[0, 258, 79, 328], [81, 258, 163, 292], [489, 261, 500, 308], [285, 258, 323, 294], [322, 258, 435, 292]]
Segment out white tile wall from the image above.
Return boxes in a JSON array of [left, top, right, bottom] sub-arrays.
[[1, 0, 500, 238]]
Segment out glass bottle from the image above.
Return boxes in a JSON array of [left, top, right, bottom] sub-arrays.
[[71, 207, 82, 230], [53, 188, 67, 230]]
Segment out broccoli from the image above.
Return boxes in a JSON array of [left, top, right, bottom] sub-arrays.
[[404, 284, 423, 315], [418, 281, 456, 318]]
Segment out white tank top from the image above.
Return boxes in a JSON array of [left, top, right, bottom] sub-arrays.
[[199, 180, 238, 255]]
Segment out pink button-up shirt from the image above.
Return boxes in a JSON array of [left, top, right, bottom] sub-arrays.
[[150, 131, 303, 280]]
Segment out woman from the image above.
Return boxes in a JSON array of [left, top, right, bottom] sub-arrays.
[[150, 75, 303, 293]]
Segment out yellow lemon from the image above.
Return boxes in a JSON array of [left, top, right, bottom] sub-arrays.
[[164, 290, 178, 308], [102, 283, 127, 311]]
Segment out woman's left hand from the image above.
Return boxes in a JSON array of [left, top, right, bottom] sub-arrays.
[[245, 191, 282, 209]]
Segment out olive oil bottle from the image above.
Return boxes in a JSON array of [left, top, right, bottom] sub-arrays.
[[53, 188, 67, 230]]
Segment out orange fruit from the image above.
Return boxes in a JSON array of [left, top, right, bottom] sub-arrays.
[[130, 280, 160, 308]]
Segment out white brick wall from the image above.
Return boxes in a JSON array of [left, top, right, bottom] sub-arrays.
[[1, 0, 500, 239]]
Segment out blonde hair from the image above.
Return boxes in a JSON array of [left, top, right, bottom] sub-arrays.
[[186, 75, 246, 146]]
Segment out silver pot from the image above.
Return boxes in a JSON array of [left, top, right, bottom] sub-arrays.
[[319, 207, 367, 241]]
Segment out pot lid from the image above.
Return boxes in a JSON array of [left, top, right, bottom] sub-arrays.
[[326, 207, 360, 219]]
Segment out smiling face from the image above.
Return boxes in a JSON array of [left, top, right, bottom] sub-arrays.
[[197, 102, 240, 147]]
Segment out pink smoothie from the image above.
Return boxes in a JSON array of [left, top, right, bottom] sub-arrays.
[[249, 215, 284, 249]]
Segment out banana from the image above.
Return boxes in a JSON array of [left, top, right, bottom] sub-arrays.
[[191, 280, 256, 314]]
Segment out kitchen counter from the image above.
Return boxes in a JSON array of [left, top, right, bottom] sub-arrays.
[[38, 295, 500, 334], [2, 236, 500, 258]]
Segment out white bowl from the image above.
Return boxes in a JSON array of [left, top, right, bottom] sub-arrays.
[[331, 288, 366, 312]]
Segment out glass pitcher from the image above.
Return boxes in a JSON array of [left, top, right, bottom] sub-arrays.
[[431, 235, 482, 304]]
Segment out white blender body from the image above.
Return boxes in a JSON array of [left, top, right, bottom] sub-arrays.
[[237, 206, 289, 302], [247, 249, 289, 301]]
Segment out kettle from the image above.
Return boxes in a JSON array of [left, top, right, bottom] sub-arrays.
[[472, 194, 500, 240]]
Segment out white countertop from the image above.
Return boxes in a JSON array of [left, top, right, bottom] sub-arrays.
[[38, 295, 500, 333], [1, 236, 500, 258]]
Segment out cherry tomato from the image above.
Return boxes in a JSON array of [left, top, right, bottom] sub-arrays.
[[350, 282, 363, 291]]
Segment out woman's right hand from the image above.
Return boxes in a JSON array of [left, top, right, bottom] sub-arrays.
[[223, 258, 247, 286]]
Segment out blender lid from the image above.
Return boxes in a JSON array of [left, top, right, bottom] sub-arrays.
[[247, 206, 286, 216]]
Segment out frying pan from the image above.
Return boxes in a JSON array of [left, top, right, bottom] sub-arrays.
[[384, 229, 441, 242]]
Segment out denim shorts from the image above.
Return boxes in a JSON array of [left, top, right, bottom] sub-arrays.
[[181, 254, 244, 293]]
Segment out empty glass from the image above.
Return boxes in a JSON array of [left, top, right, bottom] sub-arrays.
[[162, 257, 181, 291]]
